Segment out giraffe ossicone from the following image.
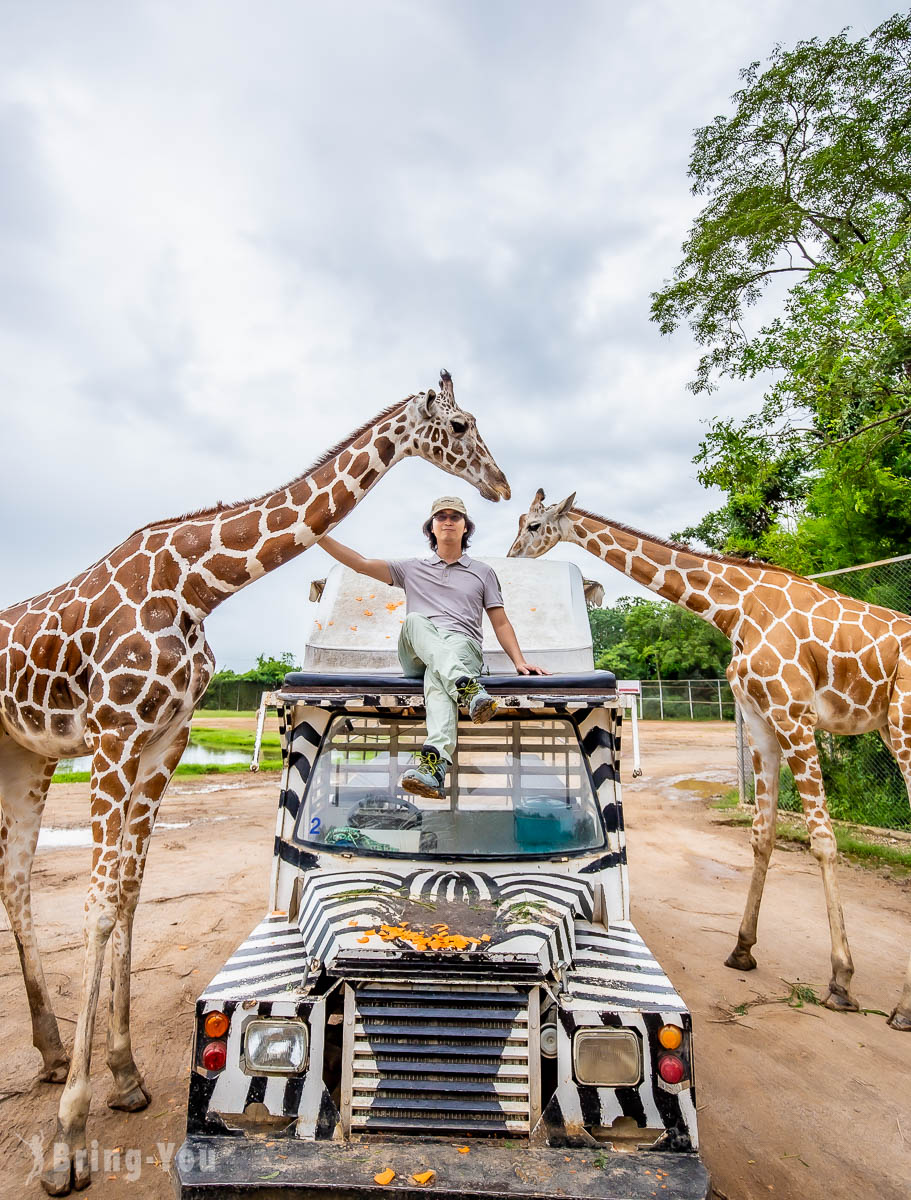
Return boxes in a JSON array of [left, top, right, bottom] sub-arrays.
[[0, 370, 510, 1196], [508, 487, 911, 1033]]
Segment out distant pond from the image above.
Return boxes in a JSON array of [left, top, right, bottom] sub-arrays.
[[54, 742, 253, 775]]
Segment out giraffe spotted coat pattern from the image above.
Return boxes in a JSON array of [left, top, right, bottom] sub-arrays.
[[0, 370, 510, 1195], [508, 488, 911, 1033]]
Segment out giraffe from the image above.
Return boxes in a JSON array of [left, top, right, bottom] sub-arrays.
[[508, 488, 911, 1033], [0, 370, 510, 1196]]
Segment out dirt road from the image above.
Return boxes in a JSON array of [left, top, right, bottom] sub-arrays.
[[1, 721, 908, 1200]]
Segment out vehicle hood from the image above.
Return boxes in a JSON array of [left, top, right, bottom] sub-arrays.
[[295, 868, 595, 978]]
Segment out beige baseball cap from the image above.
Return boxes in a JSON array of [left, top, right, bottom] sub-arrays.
[[429, 495, 468, 519]]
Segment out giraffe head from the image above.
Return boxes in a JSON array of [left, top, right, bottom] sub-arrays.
[[404, 369, 511, 502], [507, 488, 577, 557]]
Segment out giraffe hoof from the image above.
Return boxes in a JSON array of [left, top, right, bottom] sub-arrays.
[[724, 948, 756, 971], [39, 1058, 71, 1084], [40, 1162, 75, 1197], [823, 988, 859, 1013], [887, 1007, 911, 1031], [106, 1080, 151, 1111], [72, 1159, 92, 1191]]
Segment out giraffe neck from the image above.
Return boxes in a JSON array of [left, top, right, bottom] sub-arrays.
[[158, 400, 411, 619], [566, 513, 755, 637]]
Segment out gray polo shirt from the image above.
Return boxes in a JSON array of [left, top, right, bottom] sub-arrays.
[[386, 554, 504, 646]]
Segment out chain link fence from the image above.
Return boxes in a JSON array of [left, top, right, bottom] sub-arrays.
[[737, 553, 911, 831], [197, 679, 270, 712], [638, 679, 735, 720]]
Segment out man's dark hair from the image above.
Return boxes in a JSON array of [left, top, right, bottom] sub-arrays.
[[423, 513, 476, 552]]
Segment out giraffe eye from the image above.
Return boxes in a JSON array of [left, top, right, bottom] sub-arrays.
[[527, 522, 541, 532], [450, 419, 467, 435]]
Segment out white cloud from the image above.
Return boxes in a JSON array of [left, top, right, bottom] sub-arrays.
[[0, 0, 892, 667]]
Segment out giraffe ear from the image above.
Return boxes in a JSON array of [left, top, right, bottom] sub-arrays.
[[532, 488, 546, 508], [419, 388, 437, 418], [555, 492, 576, 516]]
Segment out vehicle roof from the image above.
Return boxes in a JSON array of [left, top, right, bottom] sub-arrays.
[[303, 557, 595, 674]]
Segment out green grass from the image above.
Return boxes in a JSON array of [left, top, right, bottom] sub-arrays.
[[189, 727, 281, 753], [713, 789, 741, 810], [715, 791, 911, 872], [52, 760, 283, 784], [192, 709, 260, 719]]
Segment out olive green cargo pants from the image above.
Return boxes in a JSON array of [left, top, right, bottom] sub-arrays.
[[397, 613, 483, 762]]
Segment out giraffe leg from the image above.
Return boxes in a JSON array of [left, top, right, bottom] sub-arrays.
[[777, 719, 857, 1013], [880, 693, 911, 1030], [106, 723, 190, 1109], [0, 735, 70, 1082], [725, 708, 781, 972], [41, 734, 142, 1196]]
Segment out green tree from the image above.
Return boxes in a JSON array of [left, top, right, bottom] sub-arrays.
[[205, 651, 299, 690], [588, 598, 640, 660], [590, 598, 731, 679], [652, 12, 911, 571]]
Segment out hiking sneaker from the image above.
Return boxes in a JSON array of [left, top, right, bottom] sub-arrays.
[[400, 745, 447, 799], [456, 676, 498, 724]]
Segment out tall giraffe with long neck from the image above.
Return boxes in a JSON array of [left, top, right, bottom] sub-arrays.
[[0, 371, 510, 1196], [508, 489, 911, 1033]]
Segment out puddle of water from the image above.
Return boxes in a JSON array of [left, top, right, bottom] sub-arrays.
[[672, 778, 731, 799], [54, 743, 253, 775], [38, 828, 93, 849], [37, 815, 230, 851], [172, 780, 252, 796], [684, 853, 742, 880]]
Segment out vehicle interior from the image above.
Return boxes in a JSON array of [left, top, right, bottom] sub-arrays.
[[293, 714, 606, 857]]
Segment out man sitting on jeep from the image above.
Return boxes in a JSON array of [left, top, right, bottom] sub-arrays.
[[319, 496, 546, 798]]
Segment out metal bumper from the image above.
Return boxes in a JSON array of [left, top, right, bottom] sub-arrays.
[[173, 1135, 710, 1200]]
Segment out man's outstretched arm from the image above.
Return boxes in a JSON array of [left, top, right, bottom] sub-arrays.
[[486, 607, 548, 675], [319, 535, 394, 586]]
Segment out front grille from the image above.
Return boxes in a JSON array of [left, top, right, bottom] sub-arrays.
[[332, 956, 543, 984], [344, 985, 536, 1136]]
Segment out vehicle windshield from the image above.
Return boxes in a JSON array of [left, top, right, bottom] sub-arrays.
[[293, 715, 605, 858]]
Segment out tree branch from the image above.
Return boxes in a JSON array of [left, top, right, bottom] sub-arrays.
[[791, 237, 820, 267], [826, 404, 911, 446]]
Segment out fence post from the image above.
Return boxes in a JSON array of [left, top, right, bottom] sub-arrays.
[[658, 679, 664, 721], [735, 705, 746, 805], [687, 680, 694, 720], [717, 678, 722, 719]]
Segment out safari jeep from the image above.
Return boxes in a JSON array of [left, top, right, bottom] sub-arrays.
[[174, 559, 709, 1199]]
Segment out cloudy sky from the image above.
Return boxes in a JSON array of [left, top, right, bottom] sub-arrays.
[[0, 0, 895, 669]]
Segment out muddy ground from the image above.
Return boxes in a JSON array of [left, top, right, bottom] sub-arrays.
[[0, 720, 909, 1200]]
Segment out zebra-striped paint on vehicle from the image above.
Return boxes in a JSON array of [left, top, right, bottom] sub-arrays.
[[294, 867, 594, 976], [185, 693, 697, 1156], [190, 914, 695, 1147]]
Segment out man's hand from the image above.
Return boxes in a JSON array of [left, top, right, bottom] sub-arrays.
[[514, 660, 549, 675], [487, 607, 550, 675]]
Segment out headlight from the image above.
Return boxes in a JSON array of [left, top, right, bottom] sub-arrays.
[[243, 1019, 309, 1075], [573, 1029, 641, 1086]]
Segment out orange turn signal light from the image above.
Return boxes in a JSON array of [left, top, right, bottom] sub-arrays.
[[658, 1024, 683, 1051], [204, 1011, 230, 1038]]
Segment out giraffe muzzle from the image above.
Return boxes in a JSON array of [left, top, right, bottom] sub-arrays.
[[477, 475, 511, 503]]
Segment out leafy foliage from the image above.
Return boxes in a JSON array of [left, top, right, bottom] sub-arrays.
[[590, 597, 730, 679], [206, 651, 299, 689], [652, 12, 911, 570]]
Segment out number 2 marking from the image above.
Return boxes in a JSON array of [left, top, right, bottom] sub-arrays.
[[309, 816, 322, 836]]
